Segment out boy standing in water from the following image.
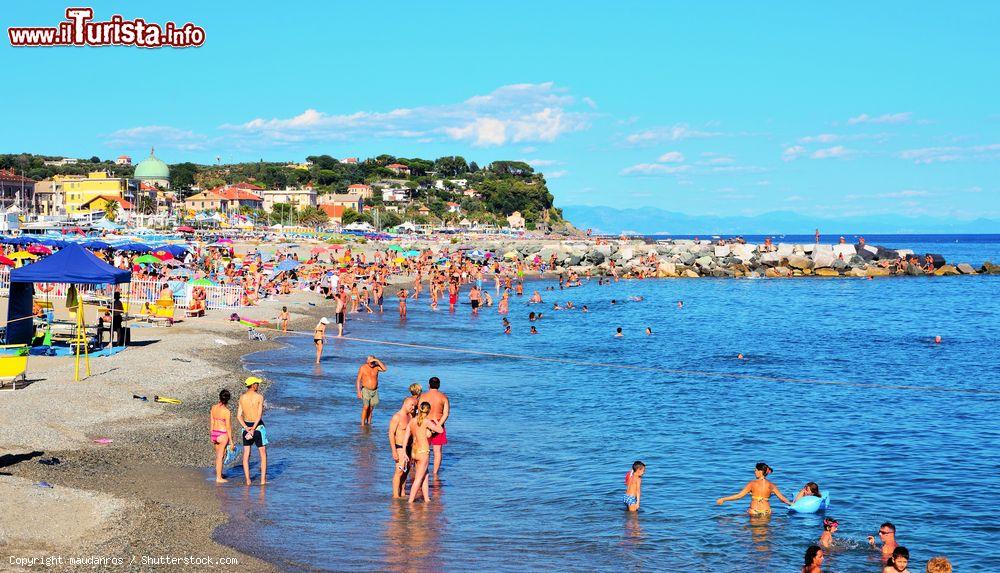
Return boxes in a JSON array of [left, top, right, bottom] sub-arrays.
[[237, 377, 268, 486], [623, 460, 645, 511]]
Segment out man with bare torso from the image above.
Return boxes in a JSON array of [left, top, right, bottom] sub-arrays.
[[388, 383, 422, 497], [237, 377, 268, 486], [356, 355, 387, 425], [422, 376, 450, 477]]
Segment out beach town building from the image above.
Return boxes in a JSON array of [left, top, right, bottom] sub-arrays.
[[262, 187, 317, 212], [115, 155, 132, 166], [381, 188, 409, 203], [433, 178, 468, 189], [318, 204, 346, 225], [33, 179, 64, 216], [284, 161, 312, 170], [462, 188, 481, 198], [0, 169, 36, 210], [340, 157, 359, 164], [506, 211, 526, 229], [386, 163, 411, 175], [317, 193, 363, 211], [79, 195, 133, 214], [184, 185, 263, 214], [446, 201, 462, 214], [346, 183, 373, 199], [417, 205, 431, 217], [132, 148, 170, 188], [55, 171, 136, 215], [42, 157, 78, 167]]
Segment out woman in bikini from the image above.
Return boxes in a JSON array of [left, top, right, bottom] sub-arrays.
[[210, 389, 234, 483], [715, 462, 792, 515], [400, 401, 444, 504]]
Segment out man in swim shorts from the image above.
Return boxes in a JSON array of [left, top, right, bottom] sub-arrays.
[[356, 355, 387, 426], [335, 287, 347, 336], [388, 387, 420, 498], [469, 284, 481, 315], [422, 376, 450, 477], [237, 377, 268, 486]]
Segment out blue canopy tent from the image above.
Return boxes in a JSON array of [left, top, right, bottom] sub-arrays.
[[154, 244, 189, 257], [82, 240, 113, 250], [7, 243, 131, 380], [117, 242, 153, 253]]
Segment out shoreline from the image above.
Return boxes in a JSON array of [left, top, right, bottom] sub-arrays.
[[0, 290, 328, 572]]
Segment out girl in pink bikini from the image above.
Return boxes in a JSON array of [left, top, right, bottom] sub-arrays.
[[210, 389, 234, 483]]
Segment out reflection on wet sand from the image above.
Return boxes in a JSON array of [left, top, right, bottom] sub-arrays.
[[383, 501, 444, 571]]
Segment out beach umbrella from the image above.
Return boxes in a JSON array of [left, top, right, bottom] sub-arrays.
[[8, 251, 38, 261], [217, 238, 234, 244], [393, 257, 405, 263], [117, 242, 152, 253], [388, 245, 405, 251], [27, 244, 52, 255], [169, 267, 193, 277], [0, 254, 14, 266], [275, 259, 300, 272], [2, 236, 31, 246], [163, 259, 182, 268], [310, 246, 325, 255], [155, 244, 189, 257], [504, 251, 519, 259], [83, 240, 113, 250], [135, 254, 162, 265], [153, 251, 175, 261], [190, 278, 217, 286], [176, 226, 195, 233], [328, 244, 345, 251], [404, 250, 420, 258]]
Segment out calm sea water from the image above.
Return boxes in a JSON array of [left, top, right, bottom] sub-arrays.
[[216, 237, 1000, 572]]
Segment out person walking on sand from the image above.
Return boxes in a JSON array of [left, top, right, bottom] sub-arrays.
[[279, 306, 290, 332], [210, 389, 234, 483], [421, 376, 450, 477], [388, 388, 420, 498], [400, 401, 444, 503], [356, 355, 387, 426], [313, 317, 328, 364], [237, 377, 268, 486], [716, 462, 792, 515]]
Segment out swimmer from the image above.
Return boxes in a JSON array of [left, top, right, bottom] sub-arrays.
[[552, 303, 562, 310], [400, 401, 444, 503], [504, 323, 511, 335], [388, 392, 418, 498], [802, 545, 824, 573], [737, 353, 744, 360], [530, 326, 539, 335], [677, 301, 683, 309], [615, 327, 623, 337], [645, 327, 652, 336], [623, 460, 645, 511], [581, 305, 588, 312], [530, 290, 542, 303], [611, 299, 617, 305], [934, 335, 942, 344], [716, 462, 791, 515], [529, 311, 537, 321], [819, 517, 839, 548], [925, 557, 952, 573], [884, 546, 910, 573], [794, 481, 821, 502], [868, 522, 899, 563]]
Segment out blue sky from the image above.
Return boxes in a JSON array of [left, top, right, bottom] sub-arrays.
[[2, 1, 997, 220]]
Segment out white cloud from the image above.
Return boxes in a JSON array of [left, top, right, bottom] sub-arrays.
[[623, 124, 723, 146], [810, 146, 853, 159], [103, 125, 211, 151], [582, 96, 598, 109], [225, 82, 590, 148], [546, 170, 568, 179], [620, 163, 692, 176], [521, 158, 559, 167], [782, 145, 807, 161], [800, 133, 840, 143], [785, 195, 804, 202], [878, 190, 931, 198], [898, 143, 1000, 164], [656, 151, 685, 163], [699, 152, 735, 165], [847, 112, 912, 125]]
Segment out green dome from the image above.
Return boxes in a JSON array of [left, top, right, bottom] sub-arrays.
[[133, 148, 169, 180]]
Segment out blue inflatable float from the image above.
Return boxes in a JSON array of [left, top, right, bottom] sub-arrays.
[[788, 492, 830, 513]]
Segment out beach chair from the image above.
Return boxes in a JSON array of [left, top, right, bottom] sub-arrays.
[[0, 351, 28, 390], [143, 300, 175, 325]]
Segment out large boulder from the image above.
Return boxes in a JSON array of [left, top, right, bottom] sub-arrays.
[[678, 252, 696, 266], [846, 267, 868, 277], [873, 246, 898, 260], [759, 252, 781, 267], [832, 258, 849, 271], [924, 253, 946, 268], [776, 243, 795, 257], [787, 255, 814, 270], [695, 255, 715, 269], [714, 245, 731, 257], [934, 265, 960, 276], [618, 246, 634, 262], [957, 263, 976, 275], [815, 268, 840, 277], [906, 263, 925, 276], [982, 262, 1000, 275], [833, 244, 857, 259], [586, 250, 606, 264], [867, 266, 891, 277], [849, 254, 866, 266], [658, 262, 677, 276], [765, 266, 792, 278], [682, 269, 700, 278], [811, 252, 836, 268]]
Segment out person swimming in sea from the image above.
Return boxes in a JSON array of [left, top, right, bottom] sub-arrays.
[[802, 545, 825, 573], [819, 517, 839, 548], [883, 546, 911, 573], [794, 481, 821, 503], [623, 460, 645, 511], [715, 462, 792, 515], [615, 327, 623, 337], [645, 327, 652, 335], [530, 326, 539, 335]]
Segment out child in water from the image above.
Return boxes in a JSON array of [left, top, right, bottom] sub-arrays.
[[623, 460, 645, 511], [883, 547, 910, 573], [819, 517, 838, 548]]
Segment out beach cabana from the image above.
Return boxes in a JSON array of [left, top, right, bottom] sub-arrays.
[[7, 243, 131, 380]]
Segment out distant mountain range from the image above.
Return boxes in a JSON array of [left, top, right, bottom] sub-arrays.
[[561, 205, 1000, 235]]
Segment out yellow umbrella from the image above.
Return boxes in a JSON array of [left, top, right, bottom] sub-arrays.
[[393, 257, 405, 264], [503, 251, 519, 259], [8, 251, 38, 268]]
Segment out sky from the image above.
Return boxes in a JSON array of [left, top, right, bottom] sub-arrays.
[[1, 1, 997, 221]]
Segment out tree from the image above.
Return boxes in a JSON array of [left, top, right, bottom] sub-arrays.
[[298, 206, 329, 227], [434, 156, 469, 177], [135, 196, 155, 215], [104, 201, 120, 221], [89, 156, 101, 163], [469, 161, 480, 172], [170, 162, 199, 190], [269, 203, 296, 225], [341, 208, 362, 225]]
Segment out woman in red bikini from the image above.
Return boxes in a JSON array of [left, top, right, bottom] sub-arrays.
[[210, 389, 234, 483]]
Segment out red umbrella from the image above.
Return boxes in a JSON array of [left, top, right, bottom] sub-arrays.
[[328, 244, 345, 251], [0, 254, 14, 267], [27, 244, 52, 255], [310, 246, 325, 254], [153, 251, 175, 261], [176, 226, 195, 233]]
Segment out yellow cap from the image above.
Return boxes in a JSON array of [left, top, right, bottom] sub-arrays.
[[245, 376, 263, 387]]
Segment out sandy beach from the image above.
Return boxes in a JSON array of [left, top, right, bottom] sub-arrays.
[[0, 287, 329, 572]]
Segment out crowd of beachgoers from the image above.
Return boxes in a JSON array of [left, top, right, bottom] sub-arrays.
[[1, 229, 968, 572]]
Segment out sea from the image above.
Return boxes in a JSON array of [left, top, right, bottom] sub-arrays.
[[214, 234, 1000, 572]]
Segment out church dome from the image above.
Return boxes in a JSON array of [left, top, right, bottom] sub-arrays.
[[133, 148, 170, 180]]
